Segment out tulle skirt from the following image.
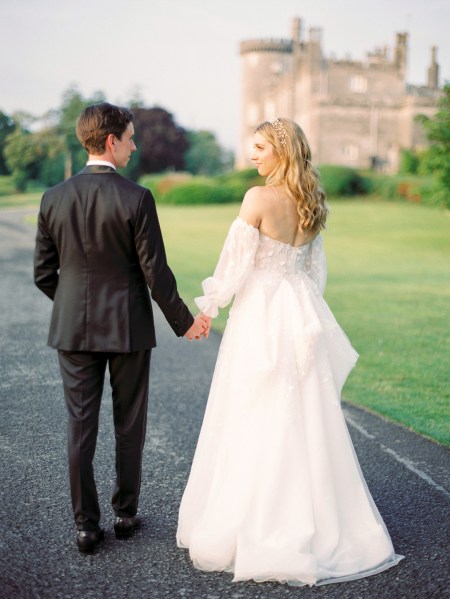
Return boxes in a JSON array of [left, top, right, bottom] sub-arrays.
[[177, 270, 403, 585]]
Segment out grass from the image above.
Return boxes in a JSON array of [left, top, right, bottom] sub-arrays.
[[0, 177, 45, 208], [0, 192, 43, 209], [0, 175, 45, 208], [157, 199, 450, 447], [322, 200, 449, 447], [4, 191, 449, 445]]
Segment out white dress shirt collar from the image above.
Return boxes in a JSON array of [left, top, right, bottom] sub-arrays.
[[86, 160, 116, 170]]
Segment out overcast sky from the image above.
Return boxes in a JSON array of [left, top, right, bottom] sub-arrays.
[[1, 0, 448, 150]]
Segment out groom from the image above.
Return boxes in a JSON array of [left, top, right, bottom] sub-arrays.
[[34, 102, 208, 553]]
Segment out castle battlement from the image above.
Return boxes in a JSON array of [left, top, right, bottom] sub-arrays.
[[240, 39, 293, 55]]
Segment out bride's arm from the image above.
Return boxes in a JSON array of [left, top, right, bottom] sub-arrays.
[[195, 198, 261, 318]]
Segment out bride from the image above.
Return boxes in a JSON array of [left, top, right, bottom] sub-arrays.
[[176, 118, 403, 586]]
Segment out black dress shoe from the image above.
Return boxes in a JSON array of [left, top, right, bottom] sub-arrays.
[[76, 528, 104, 553], [114, 515, 141, 539]]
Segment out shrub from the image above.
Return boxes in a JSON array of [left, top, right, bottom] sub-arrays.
[[367, 173, 446, 207], [138, 172, 193, 201], [318, 165, 371, 197], [159, 180, 236, 205], [218, 167, 263, 185], [139, 168, 265, 205], [418, 178, 450, 209], [399, 149, 420, 174]]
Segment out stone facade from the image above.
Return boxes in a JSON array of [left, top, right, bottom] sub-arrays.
[[238, 18, 441, 172]]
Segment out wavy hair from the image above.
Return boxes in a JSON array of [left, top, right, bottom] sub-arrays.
[[76, 102, 134, 155], [255, 118, 328, 233]]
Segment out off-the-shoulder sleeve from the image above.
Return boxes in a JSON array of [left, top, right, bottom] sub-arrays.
[[195, 217, 260, 317], [304, 235, 327, 295]]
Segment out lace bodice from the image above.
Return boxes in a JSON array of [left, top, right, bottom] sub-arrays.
[[255, 233, 315, 277], [195, 217, 327, 317]]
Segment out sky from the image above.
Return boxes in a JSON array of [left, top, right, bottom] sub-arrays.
[[1, 0, 448, 150]]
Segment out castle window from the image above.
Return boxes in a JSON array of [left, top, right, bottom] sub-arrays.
[[342, 143, 359, 160], [350, 76, 367, 93]]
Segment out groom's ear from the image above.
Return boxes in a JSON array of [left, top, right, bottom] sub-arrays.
[[105, 133, 116, 152]]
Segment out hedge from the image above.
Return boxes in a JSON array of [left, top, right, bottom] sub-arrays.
[[159, 181, 236, 205], [138, 167, 446, 209], [138, 172, 193, 201], [139, 168, 265, 205], [318, 165, 371, 197]]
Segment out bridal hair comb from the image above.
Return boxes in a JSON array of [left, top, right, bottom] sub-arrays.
[[270, 118, 287, 145]]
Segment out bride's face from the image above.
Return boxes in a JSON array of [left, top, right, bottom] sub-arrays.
[[251, 132, 279, 177]]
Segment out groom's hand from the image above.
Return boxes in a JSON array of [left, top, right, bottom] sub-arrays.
[[185, 314, 209, 341]]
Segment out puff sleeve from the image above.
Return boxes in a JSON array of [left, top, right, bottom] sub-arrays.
[[195, 217, 260, 318]]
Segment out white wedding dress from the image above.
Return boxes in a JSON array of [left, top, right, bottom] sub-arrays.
[[177, 217, 403, 586]]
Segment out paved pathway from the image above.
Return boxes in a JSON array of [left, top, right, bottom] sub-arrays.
[[0, 208, 448, 598]]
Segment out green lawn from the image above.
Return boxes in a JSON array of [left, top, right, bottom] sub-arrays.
[[0, 176, 45, 207], [157, 200, 450, 447], [0, 191, 43, 209]]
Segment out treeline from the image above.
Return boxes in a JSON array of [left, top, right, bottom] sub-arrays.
[[0, 84, 448, 208], [0, 86, 234, 192]]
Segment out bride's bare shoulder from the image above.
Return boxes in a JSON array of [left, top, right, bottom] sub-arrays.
[[244, 185, 272, 198], [240, 186, 270, 226], [243, 185, 275, 207]]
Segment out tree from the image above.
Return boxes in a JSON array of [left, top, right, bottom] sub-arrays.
[[416, 83, 450, 198], [57, 85, 105, 178], [0, 111, 16, 175], [34, 125, 67, 187], [123, 107, 188, 179], [3, 87, 107, 190], [184, 130, 234, 176], [4, 127, 42, 191]]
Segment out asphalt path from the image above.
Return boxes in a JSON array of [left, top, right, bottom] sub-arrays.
[[0, 208, 448, 599]]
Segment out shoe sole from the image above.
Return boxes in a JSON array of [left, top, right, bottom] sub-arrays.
[[114, 524, 140, 539], [77, 530, 105, 553]]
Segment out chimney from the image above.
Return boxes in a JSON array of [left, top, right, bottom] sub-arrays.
[[291, 17, 302, 44], [427, 46, 439, 89]]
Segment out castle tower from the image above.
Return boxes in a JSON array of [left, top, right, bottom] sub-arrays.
[[427, 46, 439, 89], [394, 32, 408, 80], [238, 38, 293, 167]]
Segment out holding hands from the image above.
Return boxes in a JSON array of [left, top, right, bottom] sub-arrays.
[[185, 313, 211, 341]]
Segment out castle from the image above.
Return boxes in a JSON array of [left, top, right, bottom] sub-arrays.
[[238, 18, 441, 171]]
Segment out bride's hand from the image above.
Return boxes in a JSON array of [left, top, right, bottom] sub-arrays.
[[198, 313, 211, 339], [185, 314, 211, 341]]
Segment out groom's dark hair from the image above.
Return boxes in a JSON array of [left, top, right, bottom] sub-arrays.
[[76, 102, 134, 154]]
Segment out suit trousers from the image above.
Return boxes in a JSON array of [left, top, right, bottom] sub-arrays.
[[57, 349, 151, 531]]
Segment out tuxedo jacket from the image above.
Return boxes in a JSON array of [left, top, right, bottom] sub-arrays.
[[34, 165, 194, 352]]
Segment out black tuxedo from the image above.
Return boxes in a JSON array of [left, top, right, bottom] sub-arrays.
[[34, 164, 193, 350], [34, 164, 193, 530]]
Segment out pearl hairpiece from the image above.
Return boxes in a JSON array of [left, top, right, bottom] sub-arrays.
[[270, 118, 287, 145]]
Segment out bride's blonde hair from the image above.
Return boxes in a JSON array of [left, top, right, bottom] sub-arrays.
[[255, 118, 328, 233]]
